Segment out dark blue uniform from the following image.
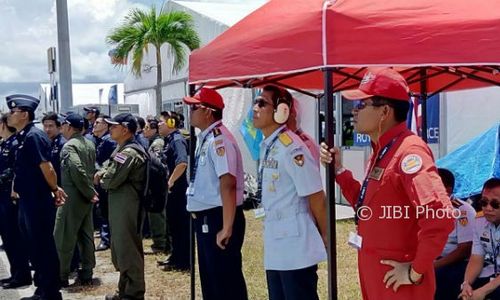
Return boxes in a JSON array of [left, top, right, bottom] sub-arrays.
[[49, 133, 66, 185], [14, 123, 62, 300], [95, 132, 116, 247], [0, 134, 31, 284], [135, 132, 149, 151], [162, 130, 190, 269]]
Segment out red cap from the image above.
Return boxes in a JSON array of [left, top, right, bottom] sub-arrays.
[[183, 88, 225, 110], [342, 68, 410, 102]]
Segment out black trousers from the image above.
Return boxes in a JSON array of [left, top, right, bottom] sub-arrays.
[[18, 194, 62, 300], [166, 185, 189, 268], [193, 206, 248, 300], [435, 260, 468, 300], [266, 265, 319, 300], [0, 191, 31, 282]]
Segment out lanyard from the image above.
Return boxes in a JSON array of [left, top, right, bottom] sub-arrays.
[[490, 228, 500, 276], [190, 123, 221, 183], [354, 135, 399, 225], [256, 127, 287, 203]]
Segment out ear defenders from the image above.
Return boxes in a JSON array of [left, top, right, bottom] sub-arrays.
[[166, 111, 176, 129], [273, 93, 291, 125]]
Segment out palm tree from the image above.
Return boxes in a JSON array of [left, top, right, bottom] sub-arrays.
[[107, 6, 200, 115]]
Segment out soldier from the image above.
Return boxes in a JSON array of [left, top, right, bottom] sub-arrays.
[[53, 113, 98, 287], [142, 117, 168, 254], [252, 85, 327, 300], [134, 116, 150, 150], [42, 112, 67, 184], [157, 111, 189, 271], [83, 106, 99, 137], [93, 115, 117, 251], [94, 113, 146, 300], [0, 113, 31, 289], [459, 178, 500, 300], [6, 94, 66, 300], [183, 88, 248, 300], [435, 168, 475, 300]]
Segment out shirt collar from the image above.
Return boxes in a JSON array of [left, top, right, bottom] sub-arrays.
[[199, 120, 222, 141], [263, 125, 287, 147], [372, 122, 407, 150]]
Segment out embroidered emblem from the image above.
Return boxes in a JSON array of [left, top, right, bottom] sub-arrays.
[[114, 152, 128, 164], [293, 154, 304, 167], [458, 217, 468, 227], [401, 154, 423, 174], [368, 167, 384, 181], [216, 147, 225, 156]]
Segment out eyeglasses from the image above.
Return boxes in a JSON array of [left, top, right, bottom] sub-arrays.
[[191, 104, 216, 112], [253, 97, 272, 108], [353, 100, 385, 110], [479, 198, 500, 210]]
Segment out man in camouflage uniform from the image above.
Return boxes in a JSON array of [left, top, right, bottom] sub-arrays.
[[53, 114, 98, 287], [95, 113, 146, 300]]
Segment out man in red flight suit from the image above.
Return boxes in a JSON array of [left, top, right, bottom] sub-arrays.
[[320, 67, 454, 299]]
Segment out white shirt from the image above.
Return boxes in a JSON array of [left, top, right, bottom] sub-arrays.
[[472, 216, 500, 278], [441, 198, 476, 257], [187, 121, 244, 212], [259, 125, 326, 270]]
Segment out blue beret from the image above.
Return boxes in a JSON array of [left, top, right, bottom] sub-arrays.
[[63, 113, 85, 129], [6, 94, 40, 111]]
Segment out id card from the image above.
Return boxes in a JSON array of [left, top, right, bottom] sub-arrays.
[[254, 207, 266, 219], [348, 231, 363, 250], [202, 224, 209, 233]]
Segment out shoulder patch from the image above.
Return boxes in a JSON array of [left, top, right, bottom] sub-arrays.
[[114, 152, 128, 164], [400, 154, 423, 174], [212, 127, 222, 137], [216, 146, 225, 156], [293, 154, 305, 167], [279, 132, 292, 147], [476, 211, 484, 218], [214, 139, 224, 146], [451, 199, 463, 208]]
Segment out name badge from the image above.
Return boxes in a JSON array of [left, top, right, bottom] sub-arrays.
[[348, 231, 363, 250], [368, 167, 384, 181], [254, 207, 266, 219]]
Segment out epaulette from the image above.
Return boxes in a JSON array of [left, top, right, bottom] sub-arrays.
[[212, 127, 222, 137], [278, 132, 293, 147], [451, 199, 463, 208], [476, 210, 484, 218]]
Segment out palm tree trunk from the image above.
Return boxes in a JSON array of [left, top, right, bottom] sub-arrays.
[[155, 47, 162, 115]]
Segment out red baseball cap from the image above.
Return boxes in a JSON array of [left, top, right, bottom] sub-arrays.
[[342, 68, 410, 102], [183, 88, 225, 110]]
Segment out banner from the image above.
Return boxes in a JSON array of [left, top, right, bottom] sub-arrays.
[[410, 94, 440, 144], [108, 84, 118, 105]]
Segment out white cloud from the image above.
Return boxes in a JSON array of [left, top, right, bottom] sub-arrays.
[[0, 0, 156, 83]]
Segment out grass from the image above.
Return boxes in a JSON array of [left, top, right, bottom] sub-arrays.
[[65, 213, 361, 299]]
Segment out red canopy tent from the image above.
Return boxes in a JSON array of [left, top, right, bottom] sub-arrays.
[[189, 0, 500, 94], [186, 1, 500, 299]]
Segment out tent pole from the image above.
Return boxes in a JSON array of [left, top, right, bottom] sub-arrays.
[[322, 67, 338, 300], [420, 69, 428, 143], [188, 84, 197, 300]]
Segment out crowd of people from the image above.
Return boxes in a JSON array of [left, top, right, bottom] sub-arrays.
[[0, 67, 498, 300]]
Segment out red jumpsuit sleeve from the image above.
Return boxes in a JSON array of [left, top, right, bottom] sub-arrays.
[[335, 170, 361, 208], [398, 144, 454, 274]]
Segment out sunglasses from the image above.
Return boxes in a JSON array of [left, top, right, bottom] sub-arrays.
[[353, 100, 385, 110], [191, 104, 216, 112], [479, 198, 500, 210], [253, 97, 272, 108]]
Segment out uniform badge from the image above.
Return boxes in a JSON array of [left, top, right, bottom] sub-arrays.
[[458, 217, 468, 226], [401, 154, 423, 174], [114, 152, 128, 164], [278, 133, 292, 147], [293, 154, 304, 167], [216, 146, 225, 156], [368, 167, 384, 181], [11, 102, 16, 107]]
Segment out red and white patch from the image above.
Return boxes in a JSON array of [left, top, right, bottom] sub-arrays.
[[400, 154, 423, 174]]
